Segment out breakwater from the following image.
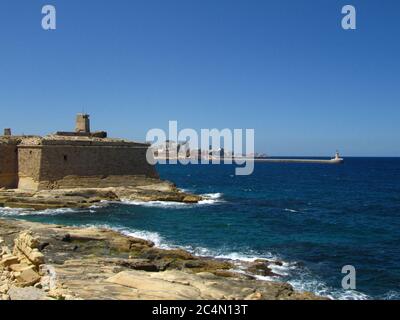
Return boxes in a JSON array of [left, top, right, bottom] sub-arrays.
[[251, 158, 344, 164]]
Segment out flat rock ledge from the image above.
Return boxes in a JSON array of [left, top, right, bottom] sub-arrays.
[[0, 218, 327, 300], [0, 180, 203, 211]]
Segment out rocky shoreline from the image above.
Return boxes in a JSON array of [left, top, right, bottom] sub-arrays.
[[0, 179, 203, 211], [0, 218, 327, 300]]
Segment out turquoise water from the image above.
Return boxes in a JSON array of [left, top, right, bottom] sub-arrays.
[[1, 158, 400, 300]]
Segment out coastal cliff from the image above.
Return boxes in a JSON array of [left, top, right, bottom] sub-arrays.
[[0, 219, 326, 300]]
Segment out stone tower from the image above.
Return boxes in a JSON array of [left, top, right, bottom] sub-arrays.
[[3, 128, 11, 136], [75, 114, 90, 133]]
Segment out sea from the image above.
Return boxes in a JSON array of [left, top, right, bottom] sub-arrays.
[[1, 158, 400, 300]]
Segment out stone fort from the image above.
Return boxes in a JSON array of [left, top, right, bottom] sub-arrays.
[[0, 114, 158, 191]]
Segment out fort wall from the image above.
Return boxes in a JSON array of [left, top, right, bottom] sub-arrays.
[[17, 143, 158, 190], [2, 114, 159, 191], [0, 142, 19, 189], [17, 147, 42, 190]]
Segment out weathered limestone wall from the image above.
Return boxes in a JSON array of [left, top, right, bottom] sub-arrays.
[[40, 145, 157, 179], [0, 142, 18, 189], [17, 147, 42, 190], [17, 143, 158, 190]]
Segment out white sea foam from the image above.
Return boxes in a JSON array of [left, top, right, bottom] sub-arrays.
[[268, 262, 295, 277], [0, 207, 79, 217], [213, 251, 277, 262], [0, 207, 26, 216], [77, 223, 168, 249], [235, 258, 293, 278], [120, 192, 225, 208], [288, 278, 371, 300], [168, 244, 292, 276], [202, 193, 223, 200], [120, 200, 191, 208], [379, 290, 400, 300], [89, 201, 110, 209], [198, 199, 221, 205], [198, 193, 225, 205], [119, 229, 165, 248], [284, 208, 299, 213], [251, 274, 278, 282]]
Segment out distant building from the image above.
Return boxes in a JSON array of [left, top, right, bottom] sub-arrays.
[[154, 140, 190, 159]]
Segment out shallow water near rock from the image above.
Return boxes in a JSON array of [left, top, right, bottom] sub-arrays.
[[2, 158, 400, 300]]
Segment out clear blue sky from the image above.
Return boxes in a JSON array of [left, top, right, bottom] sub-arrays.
[[0, 0, 399, 156]]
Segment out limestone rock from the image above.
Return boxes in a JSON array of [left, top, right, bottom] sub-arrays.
[[183, 195, 202, 203], [114, 259, 160, 272], [290, 291, 328, 300], [106, 271, 201, 300], [9, 263, 32, 272], [246, 260, 277, 277], [15, 268, 41, 287], [138, 247, 196, 261], [0, 283, 9, 294], [245, 292, 263, 300], [212, 270, 255, 280], [105, 269, 310, 300], [1, 294, 10, 300], [1, 245, 11, 257], [0, 255, 19, 267], [7, 286, 48, 300], [13, 231, 45, 266]]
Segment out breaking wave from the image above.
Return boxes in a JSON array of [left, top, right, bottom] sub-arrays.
[[379, 290, 400, 300], [0, 207, 79, 217], [284, 208, 299, 213], [288, 278, 370, 300], [120, 200, 190, 208], [198, 192, 225, 204], [80, 224, 166, 248]]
